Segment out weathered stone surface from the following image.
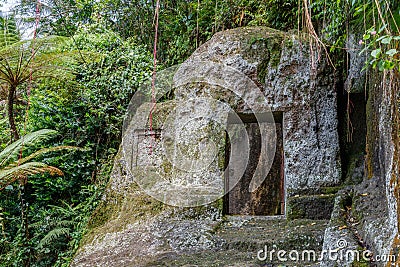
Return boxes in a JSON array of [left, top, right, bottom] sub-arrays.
[[287, 194, 336, 220], [319, 190, 364, 267], [321, 71, 400, 267], [72, 26, 341, 266], [344, 33, 367, 94], [226, 122, 284, 216], [144, 218, 328, 267], [175, 27, 341, 190], [365, 72, 399, 263]]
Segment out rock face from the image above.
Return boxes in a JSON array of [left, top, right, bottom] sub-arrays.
[[320, 34, 400, 266], [176, 27, 341, 192], [72, 27, 342, 266], [362, 71, 399, 261]]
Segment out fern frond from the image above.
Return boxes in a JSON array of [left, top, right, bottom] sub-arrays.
[[0, 129, 58, 167], [0, 36, 68, 55], [0, 16, 20, 48], [37, 227, 70, 249], [53, 220, 76, 228], [30, 220, 75, 229], [7, 146, 80, 167], [0, 162, 63, 190], [48, 201, 84, 217]]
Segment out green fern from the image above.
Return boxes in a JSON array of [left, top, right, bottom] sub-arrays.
[[0, 35, 98, 140], [0, 162, 63, 190], [32, 202, 87, 252], [0, 129, 80, 190], [37, 227, 71, 249], [30, 219, 75, 229], [0, 129, 58, 166], [0, 15, 19, 48]]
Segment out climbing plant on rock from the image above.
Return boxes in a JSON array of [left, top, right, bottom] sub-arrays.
[[360, 25, 400, 72]]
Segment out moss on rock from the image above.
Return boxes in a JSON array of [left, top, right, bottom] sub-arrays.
[[287, 194, 336, 220]]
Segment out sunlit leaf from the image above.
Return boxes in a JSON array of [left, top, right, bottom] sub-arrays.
[[386, 49, 398, 57], [381, 36, 392, 44], [371, 48, 381, 58]]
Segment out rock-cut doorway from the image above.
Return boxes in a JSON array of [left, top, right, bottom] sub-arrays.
[[224, 112, 284, 216]]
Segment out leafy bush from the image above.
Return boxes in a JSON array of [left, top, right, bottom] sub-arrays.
[[0, 27, 153, 266], [29, 27, 153, 189]]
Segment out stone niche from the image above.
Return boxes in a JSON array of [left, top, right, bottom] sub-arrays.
[[72, 27, 342, 266]]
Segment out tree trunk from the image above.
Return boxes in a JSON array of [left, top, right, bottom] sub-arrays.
[[7, 85, 19, 141]]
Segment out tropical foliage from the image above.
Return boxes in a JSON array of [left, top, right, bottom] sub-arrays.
[[0, 129, 78, 266], [0, 15, 19, 47], [0, 37, 77, 141], [0, 0, 398, 266], [0, 129, 67, 189]]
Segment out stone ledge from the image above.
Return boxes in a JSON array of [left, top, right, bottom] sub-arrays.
[[287, 194, 336, 220]]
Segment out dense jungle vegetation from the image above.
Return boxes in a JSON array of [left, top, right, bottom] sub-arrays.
[[0, 0, 398, 266]]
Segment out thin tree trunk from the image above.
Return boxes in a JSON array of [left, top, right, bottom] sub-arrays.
[[7, 85, 19, 141]]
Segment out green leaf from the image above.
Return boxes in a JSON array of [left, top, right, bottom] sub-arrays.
[[386, 49, 398, 57], [369, 59, 378, 68], [376, 35, 388, 42], [363, 34, 371, 40], [371, 48, 382, 58], [37, 227, 71, 249], [0, 15, 20, 48], [383, 60, 395, 70], [0, 129, 58, 167], [381, 36, 392, 44], [0, 162, 62, 190], [378, 60, 385, 71]]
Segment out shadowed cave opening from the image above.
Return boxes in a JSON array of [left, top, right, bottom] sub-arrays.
[[337, 91, 367, 183]]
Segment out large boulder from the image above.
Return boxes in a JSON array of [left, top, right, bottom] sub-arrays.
[[72, 26, 341, 267]]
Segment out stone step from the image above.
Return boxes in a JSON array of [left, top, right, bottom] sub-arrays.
[[145, 249, 320, 266], [145, 218, 328, 267], [218, 217, 328, 252]]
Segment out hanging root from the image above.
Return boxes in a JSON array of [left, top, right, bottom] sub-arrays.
[[302, 0, 335, 71]]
